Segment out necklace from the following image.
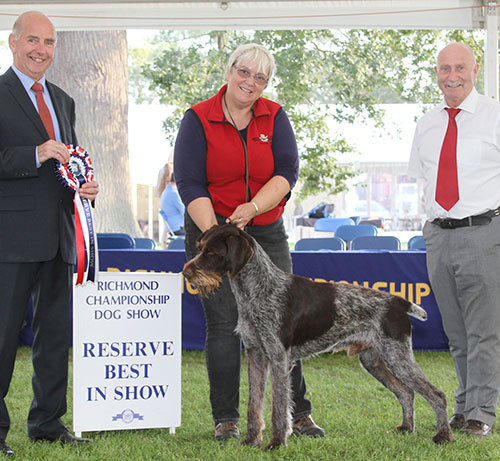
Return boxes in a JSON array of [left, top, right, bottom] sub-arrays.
[[223, 94, 252, 130], [222, 94, 238, 128], [222, 94, 251, 203]]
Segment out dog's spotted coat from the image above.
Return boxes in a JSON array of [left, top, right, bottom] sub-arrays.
[[183, 224, 453, 449]]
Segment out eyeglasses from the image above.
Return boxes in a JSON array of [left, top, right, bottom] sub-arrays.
[[233, 67, 269, 86]]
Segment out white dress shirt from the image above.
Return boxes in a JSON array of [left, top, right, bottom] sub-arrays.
[[408, 87, 500, 220]]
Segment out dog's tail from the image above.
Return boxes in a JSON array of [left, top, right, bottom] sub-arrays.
[[408, 303, 427, 321]]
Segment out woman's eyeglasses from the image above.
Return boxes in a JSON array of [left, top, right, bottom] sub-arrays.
[[233, 67, 268, 86]]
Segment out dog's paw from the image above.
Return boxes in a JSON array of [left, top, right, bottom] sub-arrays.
[[387, 424, 413, 435], [395, 424, 414, 433], [433, 430, 453, 444], [241, 436, 262, 447], [264, 438, 286, 450]]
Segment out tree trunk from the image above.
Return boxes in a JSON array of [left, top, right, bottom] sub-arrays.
[[47, 30, 141, 236]]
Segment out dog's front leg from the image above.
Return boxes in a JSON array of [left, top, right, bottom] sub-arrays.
[[266, 352, 292, 450], [242, 347, 268, 447]]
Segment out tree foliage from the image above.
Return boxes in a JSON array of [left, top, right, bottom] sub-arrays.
[[132, 29, 485, 199]]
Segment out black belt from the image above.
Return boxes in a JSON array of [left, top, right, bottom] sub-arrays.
[[432, 206, 500, 229]]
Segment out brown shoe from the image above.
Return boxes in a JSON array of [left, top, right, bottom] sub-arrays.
[[292, 415, 325, 437], [461, 419, 492, 437], [214, 421, 240, 441], [449, 413, 465, 430]]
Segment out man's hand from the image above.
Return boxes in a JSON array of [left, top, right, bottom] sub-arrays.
[[79, 180, 99, 201], [37, 140, 70, 164]]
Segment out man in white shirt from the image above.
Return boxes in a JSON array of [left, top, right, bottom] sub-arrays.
[[408, 42, 500, 438]]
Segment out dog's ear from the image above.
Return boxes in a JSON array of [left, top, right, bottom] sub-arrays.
[[226, 231, 254, 279], [196, 224, 219, 251]]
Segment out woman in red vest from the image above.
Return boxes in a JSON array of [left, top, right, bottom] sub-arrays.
[[174, 43, 324, 441]]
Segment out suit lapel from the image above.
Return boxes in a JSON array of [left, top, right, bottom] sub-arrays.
[[47, 81, 67, 142], [3, 68, 49, 139]]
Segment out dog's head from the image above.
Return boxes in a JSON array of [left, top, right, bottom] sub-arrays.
[[182, 224, 254, 297]]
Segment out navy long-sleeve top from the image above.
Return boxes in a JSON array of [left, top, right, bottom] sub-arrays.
[[174, 95, 299, 215]]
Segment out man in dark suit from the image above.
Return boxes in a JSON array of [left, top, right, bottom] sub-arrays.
[[0, 11, 99, 457]]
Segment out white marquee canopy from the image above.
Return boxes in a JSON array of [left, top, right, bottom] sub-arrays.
[[0, 0, 498, 96], [0, 1, 492, 31]]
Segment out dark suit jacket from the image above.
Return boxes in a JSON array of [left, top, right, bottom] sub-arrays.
[[0, 67, 78, 264]]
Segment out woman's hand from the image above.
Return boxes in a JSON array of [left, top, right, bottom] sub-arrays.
[[227, 176, 290, 229], [226, 202, 258, 230]]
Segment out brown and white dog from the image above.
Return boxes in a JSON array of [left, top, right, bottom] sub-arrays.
[[182, 224, 453, 449]]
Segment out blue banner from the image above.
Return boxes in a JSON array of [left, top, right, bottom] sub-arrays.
[[19, 249, 449, 351]]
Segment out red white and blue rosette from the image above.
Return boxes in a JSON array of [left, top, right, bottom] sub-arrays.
[[56, 145, 98, 285]]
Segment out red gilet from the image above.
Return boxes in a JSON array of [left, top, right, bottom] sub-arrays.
[[190, 85, 286, 226]]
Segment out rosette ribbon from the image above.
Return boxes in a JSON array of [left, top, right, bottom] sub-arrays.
[[56, 145, 99, 285]]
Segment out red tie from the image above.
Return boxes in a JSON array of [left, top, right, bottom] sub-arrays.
[[435, 108, 461, 211], [32, 82, 55, 140]]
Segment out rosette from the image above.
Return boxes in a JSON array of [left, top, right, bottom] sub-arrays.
[[55, 145, 99, 285], [56, 145, 95, 191]]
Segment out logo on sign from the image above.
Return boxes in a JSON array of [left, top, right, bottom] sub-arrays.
[[112, 409, 144, 423]]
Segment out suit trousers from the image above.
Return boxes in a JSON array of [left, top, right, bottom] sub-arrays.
[[424, 217, 500, 426], [0, 250, 72, 439], [185, 213, 313, 423]]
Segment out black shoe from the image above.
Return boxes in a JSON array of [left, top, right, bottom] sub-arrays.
[[461, 419, 492, 437], [449, 413, 466, 430], [30, 427, 90, 445], [0, 440, 14, 457]]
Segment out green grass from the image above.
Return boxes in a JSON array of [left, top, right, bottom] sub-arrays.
[[6, 348, 500, 460]]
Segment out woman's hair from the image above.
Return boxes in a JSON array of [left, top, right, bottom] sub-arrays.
[[157, 162, 173, 196], [225, 43, 276, 83]]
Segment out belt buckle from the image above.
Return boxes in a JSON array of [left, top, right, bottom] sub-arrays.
[[444, 220, 457, 229], [435, 218, 453, 229]]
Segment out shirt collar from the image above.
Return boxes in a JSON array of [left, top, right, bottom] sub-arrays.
[[439, 87, 479, 115], [11, 64, 47, 94]]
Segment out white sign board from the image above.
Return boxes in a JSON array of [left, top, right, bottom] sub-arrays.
[[72, 272, 181, 434]]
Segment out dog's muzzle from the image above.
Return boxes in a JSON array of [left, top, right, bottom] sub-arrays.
[[182, 261, 223, 298]]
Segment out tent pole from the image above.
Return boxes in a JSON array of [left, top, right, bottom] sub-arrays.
[[484, 1, 499, 100]]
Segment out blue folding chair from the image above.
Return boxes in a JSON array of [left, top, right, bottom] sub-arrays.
[[351, 235, 401, 251], [134, 237, 156, 250], [313, 217, 354, 233], [408, 235, 426, 250], [294, 237, 346, 251], [97, 232, 135, 249], [167, 238, 185, 250], [334, 224, 378, 244], [359, 218, 384, 229]]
